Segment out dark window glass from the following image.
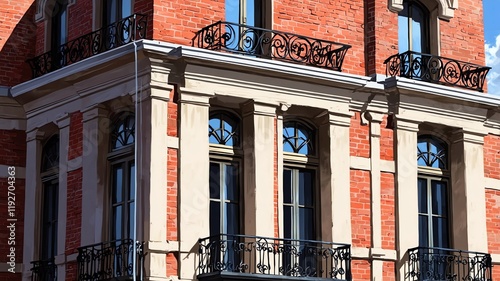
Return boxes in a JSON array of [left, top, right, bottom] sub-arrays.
[[418, 177, 449, 248], [111, 159, 135, 241], [398, 0, 429, 53], [103, 0, 132, 27], [41, 180, 58, 260], [209, 161, 240, 236]]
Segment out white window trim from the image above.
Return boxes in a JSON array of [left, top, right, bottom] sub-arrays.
[[389, 0, 457, 20]]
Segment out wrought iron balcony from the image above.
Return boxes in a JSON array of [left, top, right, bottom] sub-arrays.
[[384, 51, 491, 92], [27, 14, 148, 78], [31, 258, 57, 281], [198, 234, 351, 281], [76, 239, 145, 281], [407, 247, 492, 281], [193, 21, 352, 72]]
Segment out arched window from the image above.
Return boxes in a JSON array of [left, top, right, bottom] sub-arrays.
[[398, 0, 430, 53], [209, 111, 240, 147], [208, 111, 241, 238], [40, 135, 59, 267], [282, 120, 317, 244], [283, 121, 315, 155], [417, 135, 449, 249], [109, 113, 135, 242]]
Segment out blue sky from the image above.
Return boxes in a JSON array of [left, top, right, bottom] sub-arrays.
[[484, 0, 500, 95]]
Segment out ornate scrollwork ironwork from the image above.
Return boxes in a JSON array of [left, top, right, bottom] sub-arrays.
[[76, 239, 145, 281], [193, 21, 351, 72], [198, 234, 351, 280], [31, 258, 57, 281], [27, 14, 148, 78], [384, 51, 491, 92], [406, 247, 492, 281]]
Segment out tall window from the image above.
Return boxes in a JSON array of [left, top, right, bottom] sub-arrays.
[[40, 135, 59, 263], [51, 0, 67, 68], [103, 0, 132, 27], [398, 0, 430, 53], [417, 135, 449, 249], [109, 113, 135, 242], [208, 111, 241, 238], [282, 120, 317, 275]]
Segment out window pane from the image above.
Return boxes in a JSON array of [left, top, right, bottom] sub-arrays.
[[283, 169, 292, 204], [431, 181, 447, 216], [418, 214, 429, 247], [113, 165, 124, 203], [209, 162, 221, 199], [411, 5, 425, 53], [299, 207, 314, 241], [129, 162, 135, 200], [225, 163, 239, 201], [418, 178, 427, 213], [122, 0, 132, 18], [432, 217, 449, 248], [225, 202, 240, 235], [226, 0, 240, 24], [284, 205, 292, 239], [113, 205, 123, 240], [129, 202, 135, 239], [210, 201, 221, 236], [299, 170, 314, 206], [398, 13, 409, 53]]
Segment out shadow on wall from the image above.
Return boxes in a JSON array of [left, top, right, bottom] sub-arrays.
[[0, 2, 37, 87]]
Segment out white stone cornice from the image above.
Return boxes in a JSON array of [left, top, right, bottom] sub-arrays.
[[388, 0, 457, 20]]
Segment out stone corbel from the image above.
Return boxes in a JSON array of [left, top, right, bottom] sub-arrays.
[[388, 0, 457, 20]]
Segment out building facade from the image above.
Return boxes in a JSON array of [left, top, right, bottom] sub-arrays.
[[0, 0, 498, 281]]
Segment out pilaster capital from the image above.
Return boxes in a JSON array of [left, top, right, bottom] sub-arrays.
[[56, 113, 71, 129], [242, 100, 277, 117], [394, 118, 420, 133], [26, 128, 45, 142], [452, 129, 487, 145], [82, 104, 109, 122], [316, 110, 353, 127], [178, 88, 212, 107]]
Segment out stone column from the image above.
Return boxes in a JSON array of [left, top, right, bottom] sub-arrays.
[[394, 118, 420, 281], [242, 101, 276, 238], [450, 130, 488, 252], [318, 111, 353, 244], [178, 90, 211, 280], [22, 129, 43, 281], [80, 106, 109, 245]]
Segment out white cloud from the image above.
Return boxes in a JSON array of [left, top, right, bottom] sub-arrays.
[[486, 34, 500, 95]]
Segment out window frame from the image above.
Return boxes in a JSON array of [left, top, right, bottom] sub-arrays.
[[208, 110, 243, 238], [417, 134, 451, 249], [107, 112, 136, 242]]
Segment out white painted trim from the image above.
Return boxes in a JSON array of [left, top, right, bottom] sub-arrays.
[[351, 247, 397, 261], [166, 136, 179, 149], [485, 177, 500, 191], [0, 86, 9, 96], [491, 253, 500, 264], [0, 119, 26, 130], [388, 0, 457, 19], [67, 156, 83, 172], [0, 165, 26, 179], [148, 241, 179, 253]]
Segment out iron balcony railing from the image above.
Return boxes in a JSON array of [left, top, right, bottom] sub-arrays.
[[76, 239, 145, 281], [193, 21, 352, 72], [407, 247, 492, 281], [27, 13, 148, 78], [31, 258, 57, 281], [384, 51, 491, 92], [198, 234, 351, 280]]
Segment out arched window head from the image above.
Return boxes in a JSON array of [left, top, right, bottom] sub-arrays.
[[209, 111, 240, 147], [111, 113, 135, 151], [417, 135, 448, 169], [283, 121, 315, 155], [398, 0, 430, 53], [42, 135, 59, 172]]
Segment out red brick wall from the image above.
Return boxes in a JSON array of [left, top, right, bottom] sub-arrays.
[[0, 129, 25, 281], [272, 0, 365, 75], [486, 189, 500, 254], [351, 260, 371, 281], [167, 148, 178, 241], [383, 261, 396, 281], [0, 1, 35, 86], [381, 172, 395, 250], [440, 0, 486, 66], [380, 115, 394, 161], [68, 112, 83, 160], [350, 169, 371, 248], [350, 112, 370, 158], [65, 168, 82, 255], [484, 134, 500, 180]]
